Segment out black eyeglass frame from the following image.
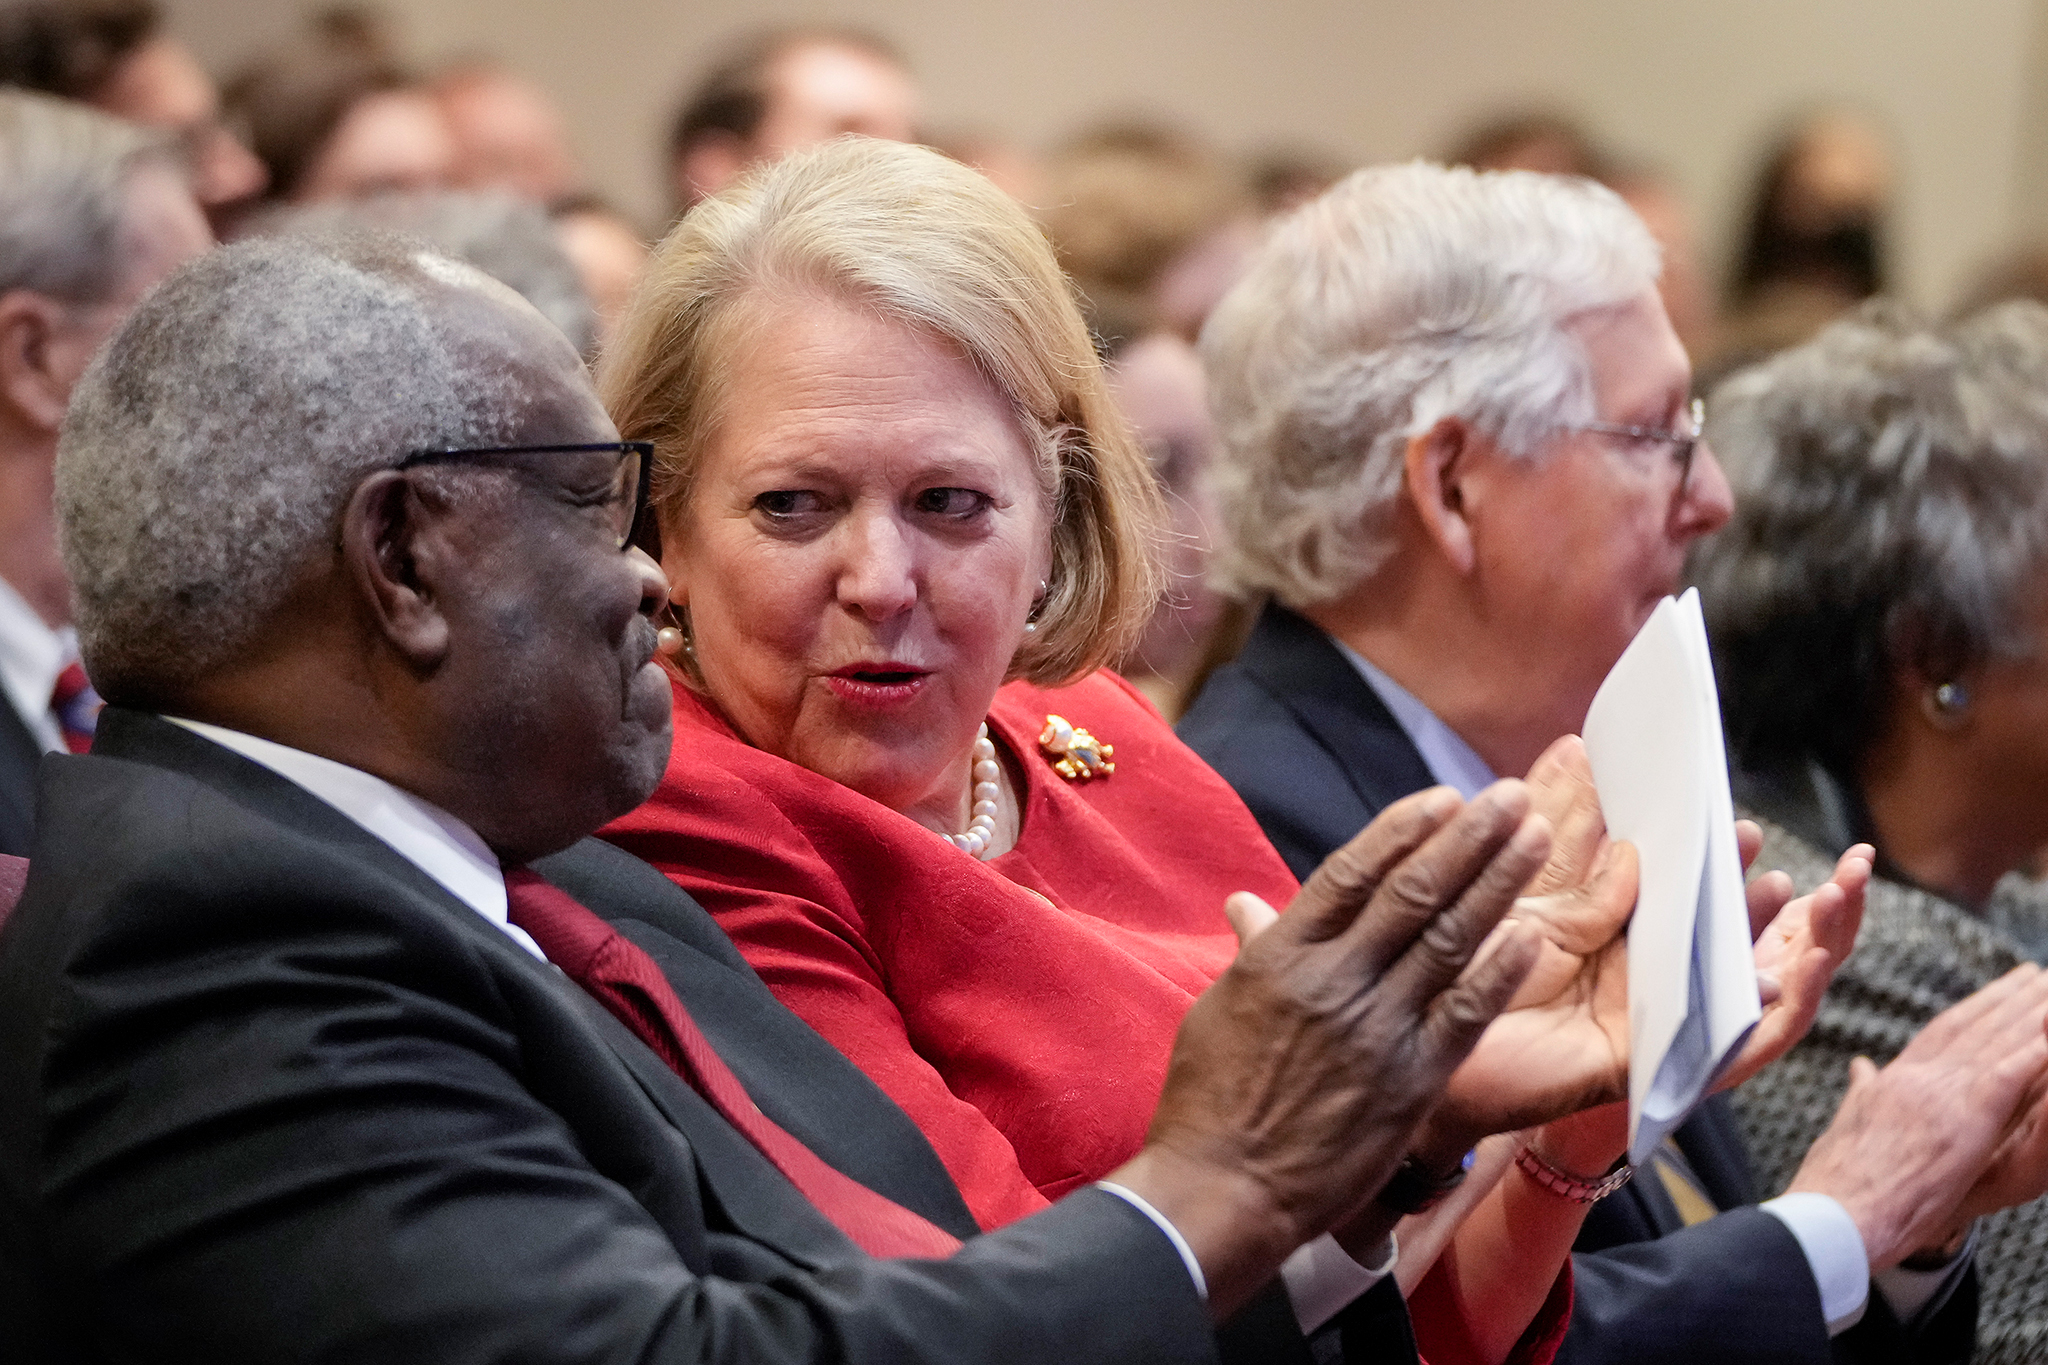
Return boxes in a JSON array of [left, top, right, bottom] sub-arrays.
[[1574, 397, 1706, 497], [396, 441, 655, 550]]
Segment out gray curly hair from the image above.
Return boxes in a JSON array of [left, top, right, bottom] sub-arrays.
[[58, 232, 558, 702], [1200, 160, 1661, 607], [1695, 298, 2048, 774]]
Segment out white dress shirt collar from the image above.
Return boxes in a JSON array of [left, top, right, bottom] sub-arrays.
[[0, 575, 71, 754], [165, 716, 547, 962], [1327, 637, 1498, 798]]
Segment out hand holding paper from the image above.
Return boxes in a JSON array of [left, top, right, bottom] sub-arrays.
[[1584, 589, 1762, 1164], [1435, 737, 1637, 1137]]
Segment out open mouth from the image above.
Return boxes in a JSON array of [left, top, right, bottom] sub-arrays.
[[826, 663, 931, 708]]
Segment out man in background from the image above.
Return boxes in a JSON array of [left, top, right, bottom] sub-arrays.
[[0, 87, 209, 854], [666, 25, 918, 216], [0, 0, 264, 231], [1181, 160, 1990, 1364]]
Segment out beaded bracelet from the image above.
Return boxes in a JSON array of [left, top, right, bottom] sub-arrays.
[[1513, 1144, 1635, 1203]]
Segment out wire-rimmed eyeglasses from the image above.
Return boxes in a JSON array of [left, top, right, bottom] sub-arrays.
[[1573, 398, 1706, 497]]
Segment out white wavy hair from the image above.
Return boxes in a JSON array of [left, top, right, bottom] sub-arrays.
[[1201, 160, 1661, 607]]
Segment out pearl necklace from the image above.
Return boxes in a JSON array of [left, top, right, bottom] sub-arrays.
[[942, 723, 1003, 859]]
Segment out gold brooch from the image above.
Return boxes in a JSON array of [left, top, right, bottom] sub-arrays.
[[1039, 714, 1115, 781]]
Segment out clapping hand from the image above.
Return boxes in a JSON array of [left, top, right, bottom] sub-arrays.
[[1711, 832, 1869, 1094]]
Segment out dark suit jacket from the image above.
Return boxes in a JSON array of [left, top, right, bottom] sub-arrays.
[[0, 711, 1225, 1364], [0, 696, 40, 857], [1179, 601, 1974, 1365]]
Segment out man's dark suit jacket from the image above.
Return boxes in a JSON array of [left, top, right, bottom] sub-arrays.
[[0, 709, 1413, 1364], [1178, 602, 1975, 1365], [0, 696, 40, 856]]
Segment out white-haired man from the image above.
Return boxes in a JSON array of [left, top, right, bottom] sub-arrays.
[[1181, 162, 2006, 1364], [0, 229, 1575, 1362], [0, 88, 209, 855]]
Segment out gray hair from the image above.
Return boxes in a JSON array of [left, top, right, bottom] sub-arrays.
[[257, 190, 598, 357], [1694, 298, 2048, 773], [1201, 160, 1660, 607], [0, 86, 175, 301], [59, 233, 550, 700]]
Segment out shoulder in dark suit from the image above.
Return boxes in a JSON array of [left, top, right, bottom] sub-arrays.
[[1179, 602, 1971, 1365], [0, 710, 1415, 1365], [0, 696, 41, 857], [0, 712, 1219, 1365]]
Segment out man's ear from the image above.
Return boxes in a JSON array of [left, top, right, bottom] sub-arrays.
[[1403, 415, 1477, 575], [340, 470, 452, 670], [0, 289, 77, 434]]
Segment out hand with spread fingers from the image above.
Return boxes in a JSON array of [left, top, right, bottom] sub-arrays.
[[1112, 781, 1549, 1319], [1711, 838, 1870, 1095], [1429, 737, 1871, 1143]]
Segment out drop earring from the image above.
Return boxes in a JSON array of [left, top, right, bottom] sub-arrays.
[[1024, 579, 1048, 634], [657, 604, 693, 660]]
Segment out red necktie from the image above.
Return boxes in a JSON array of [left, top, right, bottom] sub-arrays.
[[502, 869, 962, 1260], [49, 661, 97, 754]]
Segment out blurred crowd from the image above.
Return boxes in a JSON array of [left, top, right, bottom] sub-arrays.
[[13, 3, 2047, 713], [15, 4, 2048, 1364]]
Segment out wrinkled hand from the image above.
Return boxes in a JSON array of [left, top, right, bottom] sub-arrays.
[[1950, 1073, 2048, 1230], [1434, 737, 1637, 1140], [1711, 841, 1870, 1094], [1113, 783, 1548, 1320], [1787, 964, 2048, 1270]]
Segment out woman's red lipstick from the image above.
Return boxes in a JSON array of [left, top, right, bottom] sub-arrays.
[[825, 662, 930, 709]]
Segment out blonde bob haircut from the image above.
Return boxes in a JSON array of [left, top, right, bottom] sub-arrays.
[[599, 135, 1166, 686]]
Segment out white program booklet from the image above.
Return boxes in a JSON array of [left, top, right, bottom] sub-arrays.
[[1582, 588, 1761, 1164]]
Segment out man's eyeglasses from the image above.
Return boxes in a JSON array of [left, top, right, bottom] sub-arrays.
[[1573, 397, 1706, 497], [397, 442, 654, 550]]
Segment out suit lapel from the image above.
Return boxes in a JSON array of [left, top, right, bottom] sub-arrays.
[[558, 985, 863, 1272], [1236, 604, 1439, 819]]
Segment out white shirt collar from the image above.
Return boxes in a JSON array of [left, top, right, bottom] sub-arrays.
[[0, 575, 71, 754], [1327, 638, 1499, 800], [165, 717, 547, 962]]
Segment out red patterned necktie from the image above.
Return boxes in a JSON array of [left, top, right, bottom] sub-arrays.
[[502, 868, 962, 1260], [49, 660, 97, 754]]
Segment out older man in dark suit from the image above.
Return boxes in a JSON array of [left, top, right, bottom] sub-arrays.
[[0, 230, 1584, 1363], [0, 90, 210, 855], [1179, 161, 2039, 1365]]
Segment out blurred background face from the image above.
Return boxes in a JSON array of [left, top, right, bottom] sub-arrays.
[[437, 65, 581, 202], [292, 87, 455, 202], [91, 35, 266, 226], [664, 294, 1050, 819], [552, 204, 647, 348], [753, 42, 918, 156]]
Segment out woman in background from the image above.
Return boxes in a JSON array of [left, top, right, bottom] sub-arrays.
[[1697, 299, 2048, 1354]]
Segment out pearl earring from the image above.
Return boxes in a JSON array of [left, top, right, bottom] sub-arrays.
[[1024, 579, 1048, 634]]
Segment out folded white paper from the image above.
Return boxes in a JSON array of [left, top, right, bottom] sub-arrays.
[[1583, 589, 1761, 1164]]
